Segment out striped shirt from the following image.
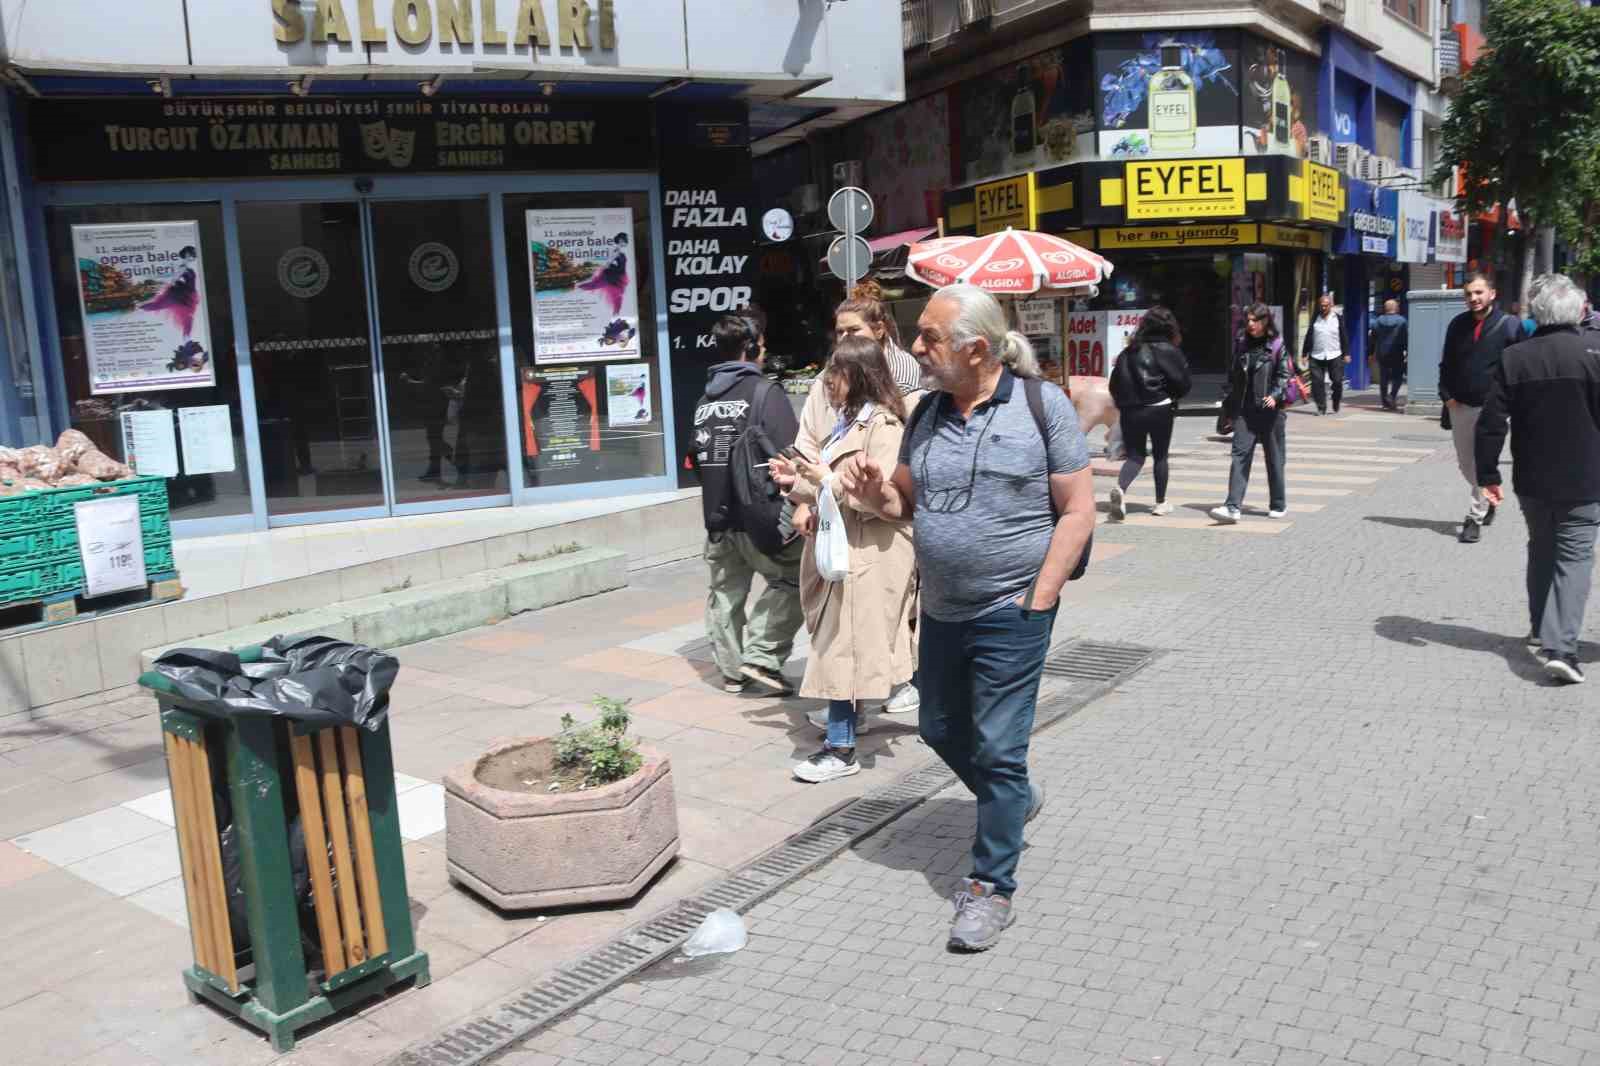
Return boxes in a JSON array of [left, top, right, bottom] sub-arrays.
[[884, 342, 925, 395]]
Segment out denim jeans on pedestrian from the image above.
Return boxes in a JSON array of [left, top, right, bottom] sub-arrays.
[[825, 699, 857, 749], [917, 602, 1056, 897], [1379, 362, 1405, 406], [1225, 410, 1286, 513], [1522, 496, 1600, 657]]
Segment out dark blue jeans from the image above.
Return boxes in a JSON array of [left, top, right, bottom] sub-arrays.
[[917, 602, 1056, 897]]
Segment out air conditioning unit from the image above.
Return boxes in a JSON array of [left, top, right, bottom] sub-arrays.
[[1306, 134, 1333, 165], [1333, 142, 1363, 177], [1364, 155, 1395, 182], [957, 0, 993, 27], [832, 160, 864, 189]]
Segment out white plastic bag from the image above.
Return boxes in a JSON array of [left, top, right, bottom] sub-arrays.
[[681, 908, 748, 958], [815, 477, 850, 583]]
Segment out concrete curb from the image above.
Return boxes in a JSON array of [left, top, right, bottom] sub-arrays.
[[139, 547, 628, 669]]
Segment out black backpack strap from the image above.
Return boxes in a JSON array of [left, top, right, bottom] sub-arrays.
[[907, 389, 939, 440], [1025, 376, 1092, 581]]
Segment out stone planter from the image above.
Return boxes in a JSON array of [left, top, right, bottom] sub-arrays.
[[442, 737, 679, 909]]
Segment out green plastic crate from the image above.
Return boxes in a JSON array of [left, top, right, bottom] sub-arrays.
[[0, 508, 172, 575], [0, 541, 177, 610], [0, 476, 170, 536]]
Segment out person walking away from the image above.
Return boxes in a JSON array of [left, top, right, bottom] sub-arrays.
[[1475, 273, 1600, 685], [789, 282, 924, 719], [837, 283, 1096, 952], [1440, 272, 1523, 544], [770, 337, 917, 780], [1511, 301, 1537, 338], [1107, 307, 1192, 520], [688, 314, 806, 695], [1301, 292, 1350, 415], [1212, 304, 1289, 524], [1369, 298, 1409, 411]]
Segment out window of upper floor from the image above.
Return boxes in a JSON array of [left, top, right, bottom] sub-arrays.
[[1385, 0, 1431, 33]]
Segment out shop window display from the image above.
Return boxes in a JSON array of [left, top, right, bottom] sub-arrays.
[[44, 203, 250, 521], [502, 191, 665, 488]]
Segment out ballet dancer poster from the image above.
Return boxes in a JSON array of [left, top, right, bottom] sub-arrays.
[[71, 221, 215, 394], [526, 208, 641, 365]]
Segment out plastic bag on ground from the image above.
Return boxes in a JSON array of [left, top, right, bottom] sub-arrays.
[[148, 635, 399, 731], [681, 908, 748, 958]]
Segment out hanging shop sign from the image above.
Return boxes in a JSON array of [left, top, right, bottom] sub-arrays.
[[1098, 223, 1259, 249], [72, 221, 216, 395], [1341, 182, 1397, 258], [975, 173, 1036, 235], [1298, 160, 1344, 223], [1395, 192, 1432, 264], [1064, 310, 1148, 376], [1435, 207, 1467, 264], [1121, 158, 1246, 221], [28, 97, 646, 181], [526, 207, 641, 365]]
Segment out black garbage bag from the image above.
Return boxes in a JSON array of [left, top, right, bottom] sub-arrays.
[[150, 635, 398, 732]]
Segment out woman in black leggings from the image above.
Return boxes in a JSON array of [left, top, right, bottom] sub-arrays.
[[1107, 307, 1193, 519]]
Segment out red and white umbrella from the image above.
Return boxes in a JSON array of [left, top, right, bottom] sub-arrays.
[[905, 228, 1112, 294]]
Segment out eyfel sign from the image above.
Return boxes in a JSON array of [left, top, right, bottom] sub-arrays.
[[1124, 158, 1245, 220]]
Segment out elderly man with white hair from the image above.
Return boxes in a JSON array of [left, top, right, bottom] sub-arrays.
[[1476, 273, 1600, 686], [838, 283, 1097, 950]]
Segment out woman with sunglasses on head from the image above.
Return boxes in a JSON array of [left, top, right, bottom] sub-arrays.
[[1211, 303, 1290, 524], [1106, 306, 1191, 520], [769, 336, 918, 782]]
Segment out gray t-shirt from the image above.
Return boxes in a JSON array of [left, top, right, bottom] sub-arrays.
[[898, 370, 1090, 622]]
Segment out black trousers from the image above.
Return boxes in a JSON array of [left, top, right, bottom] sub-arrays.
[[1308, 357, 1344, 412], [1117, 403, 1176, 503], [1225, 409, 1286, 512]]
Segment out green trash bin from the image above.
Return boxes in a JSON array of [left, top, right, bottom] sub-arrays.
[[140, 641, 430, 1052]]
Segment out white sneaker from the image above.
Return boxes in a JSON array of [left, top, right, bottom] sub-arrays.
[[880, 682, 919, 714], [1209, 505, 1240, 524], [793, 746, 860, 783], [1151, 500, 1174, 517], [807, 708, 873, 735], [1108, 485, 1126, 522], [1267, 508, 1287, 519]]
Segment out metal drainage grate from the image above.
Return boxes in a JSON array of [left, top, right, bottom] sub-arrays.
[[1043, 640, 1157, 683], [390, 652, 1144, 1066]]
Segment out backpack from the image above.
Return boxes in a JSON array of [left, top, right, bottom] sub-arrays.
[[908, 376, 1091, 582], [726, 378, 790, 557]]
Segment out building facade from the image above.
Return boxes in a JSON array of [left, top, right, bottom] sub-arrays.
[[0, 0, 903, 536]]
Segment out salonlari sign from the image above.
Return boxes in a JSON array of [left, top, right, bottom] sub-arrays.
[[272, 0, 618, 49]]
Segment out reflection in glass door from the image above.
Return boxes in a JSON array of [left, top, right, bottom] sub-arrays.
[[237, 202, 384, 516], [368, 200, 506, 505]]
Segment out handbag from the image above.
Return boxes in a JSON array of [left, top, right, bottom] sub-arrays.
[[814, 476, 850, 583]]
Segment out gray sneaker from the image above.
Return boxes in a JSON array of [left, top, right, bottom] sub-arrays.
[[947, 878, 1015, 952], [1026, 781, 1045, 824]]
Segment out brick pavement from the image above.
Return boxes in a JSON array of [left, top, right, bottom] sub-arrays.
[[501, 402, 1600, 1066]]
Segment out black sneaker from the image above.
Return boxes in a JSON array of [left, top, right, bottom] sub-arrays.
[[739, 664, 794, 696], [1542, 652, 1586, 685], [1483, 504, 1498, 527], [1459, 519, 1481, 544]]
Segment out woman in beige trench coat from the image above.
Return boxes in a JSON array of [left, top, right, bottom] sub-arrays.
[[772, 336, 918, 783]]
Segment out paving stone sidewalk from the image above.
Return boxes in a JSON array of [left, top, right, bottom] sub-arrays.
[[502, 404, 1600, 1066]]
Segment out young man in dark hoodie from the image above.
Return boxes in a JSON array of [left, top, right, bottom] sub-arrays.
[[690, 314, 805, 695], [1440, 273, 1523, 543]]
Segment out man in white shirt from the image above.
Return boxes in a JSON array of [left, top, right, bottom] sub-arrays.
[[1300, 293, 1351, 415]]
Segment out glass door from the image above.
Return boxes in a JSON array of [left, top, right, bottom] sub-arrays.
[[236, 197, 507, 521], [368, 199, 507, 505], [237, 201, 385, 517]]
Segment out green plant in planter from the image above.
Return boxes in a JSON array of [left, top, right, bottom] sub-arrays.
[[554, 696, 643, 788]]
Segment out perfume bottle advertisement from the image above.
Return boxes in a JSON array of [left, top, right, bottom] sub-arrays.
[[957, 37, 1096, 184], [1243, 36, 1322, 158], [1095, 30, 1242, 161]]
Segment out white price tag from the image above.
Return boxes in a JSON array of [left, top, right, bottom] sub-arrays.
[[74, 495, 147, 598]]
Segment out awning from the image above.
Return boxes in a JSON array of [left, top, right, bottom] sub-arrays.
[[816, 227, 938, 269]]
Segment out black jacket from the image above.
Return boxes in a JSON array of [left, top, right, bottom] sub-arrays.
[[1440, 307, 1521, 407], [1110, 342, 1193, 409], [1301, 312, 1350, 362], [1223, 336, 1289, 417], [1475, 325, 1600, 501], [689, 361, 799, 532]]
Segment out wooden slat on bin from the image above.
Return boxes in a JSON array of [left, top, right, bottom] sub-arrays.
[[166, 732, 216, 977], [186, 733, 239, 992], [316, 728, 367, 968], [289, 730, 345, 975], [338, 727, 388, 957], [176, 734, 224, 984]]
